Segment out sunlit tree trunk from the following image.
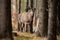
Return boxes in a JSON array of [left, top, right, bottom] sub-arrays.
[[11, 0, 18, 31], [48, 0, 57, 40]]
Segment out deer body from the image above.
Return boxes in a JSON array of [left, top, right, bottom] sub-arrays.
[[18, 10, 34, 32]]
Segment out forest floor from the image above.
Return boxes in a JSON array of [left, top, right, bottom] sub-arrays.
[[13, 32, 47, 40], [57, 35, 60, 40], [13, 32, 60, 40], [0, 32, 60, 40]]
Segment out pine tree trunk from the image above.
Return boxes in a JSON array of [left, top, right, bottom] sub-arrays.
[[36, 0, 48, 37], [33, 0, 36, 32], [48, 0, 57, 40], [16, 0, 19, 13], [0, 0, 13, 40], [0, 0, 6, 37], [28, 0, 31, 7], [26, 0, 31, 12], [6, 0, 13, 39], [57, 0, 60, 35], [31, 0, 33, 8], [33, 0, 36, 8], [11, 0, 18, 31], [19, 0, 21, 13]]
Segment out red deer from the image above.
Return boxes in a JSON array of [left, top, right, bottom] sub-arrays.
[[18, 8, 35, 32]]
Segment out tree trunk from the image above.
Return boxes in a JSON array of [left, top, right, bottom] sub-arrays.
[[36, 0, 48, 37], [26, 0, 31, 12], [0, 0, 13, 40], [28, 0, 31, 7], [33, 0, 36, 32], [11, 0, 18, 31], [57, 0, 60, 35], [31, 0, 33, 8], [33, 0, 36, 8], [6, 0, 13, 39], [26, 0, 28, 12], [19, 0, 21, 13], [16, 0, 20, 13], [48, 0, 57, 40], [0, 0, 6, 37]]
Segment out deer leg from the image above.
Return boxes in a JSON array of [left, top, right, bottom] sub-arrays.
[[21, 23, 23, 32], [19, 23, 21, 32], [23, 23, 25, 32], [25, 23, 27, 32], [26, 23, 27, 32], [28, 24, 30, 33], [23, 23, 26, 32], [18, 23, 20, 31]]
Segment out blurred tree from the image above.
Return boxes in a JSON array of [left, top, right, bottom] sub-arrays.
[[36, 0, 48, 37], [31, 0, 33, 8], [18, 0, 21, 31], [26, 0, 31, 12], [6, 0, 13, 39], [19, 0, 21, 13], [11, 0, 18, 31], [57, 0, 60, 35], [48, 0, 57, 40], [0, 0, 7, 38], [0, 0, 13, 40]]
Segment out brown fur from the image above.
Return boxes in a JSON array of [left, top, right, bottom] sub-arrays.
[[18, 10, 33, 32]]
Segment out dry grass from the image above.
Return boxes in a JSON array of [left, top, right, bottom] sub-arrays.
[[0, 32, 60, 40], [13, 32, 47, 40], [57, 35, 60, 40], [13, 32, 60, 40]]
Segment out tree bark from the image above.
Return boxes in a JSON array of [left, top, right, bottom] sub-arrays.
[[26, 0, 31, 12], [33, 0, 36, 32], [0, 0, 6, 37], [48, 0, 57, 40], [0, 0, 13, 40], [57, 0, 60, 35], [31, 0, 33, 8], [36, 0, 48, 37], [33, 0, 36, 8], [19, 0, 21, 13], [6, 0, 13, 39], [11, 0, 18, 31]]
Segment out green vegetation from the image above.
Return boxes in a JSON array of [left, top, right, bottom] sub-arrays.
[[21, 0, 26, 12]]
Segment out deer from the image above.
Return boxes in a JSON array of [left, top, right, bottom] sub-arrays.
[[18, 7, 35, 32]]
